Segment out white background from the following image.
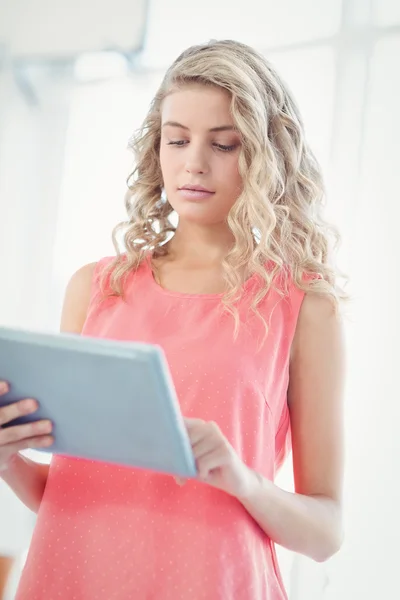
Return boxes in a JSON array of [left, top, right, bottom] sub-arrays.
[[0, 1, 399, 598]]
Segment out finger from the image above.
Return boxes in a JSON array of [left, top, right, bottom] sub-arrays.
[[7, 435, 54, 456], [0, 419, 52, 445], [0, 398, 38, 427], [197, 449, 230, 479], [187, 427, 208, 446], [183, 417, 206, 430], [192, 436, 222, 460], [174, 476, 186, 486], [185, 420, 221, 445], [193, 421, 225, 447], [0, 435, 54, 471], [0, 381, 9, 395], [185, 422, 206, 444], [15, 435, 54, 451]]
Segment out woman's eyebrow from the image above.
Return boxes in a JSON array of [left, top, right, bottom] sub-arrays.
[[162, 121, 236, 133]]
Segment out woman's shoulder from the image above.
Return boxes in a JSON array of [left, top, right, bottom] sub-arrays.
[[62, 256, 116, 312], [65, 262, 99, 295], [60, 262, 98, 333]]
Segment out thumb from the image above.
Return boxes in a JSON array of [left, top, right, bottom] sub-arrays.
[[174, 476, 187, 486]]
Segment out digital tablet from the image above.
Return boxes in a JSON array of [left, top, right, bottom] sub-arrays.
[[0, 326, 197, 478]]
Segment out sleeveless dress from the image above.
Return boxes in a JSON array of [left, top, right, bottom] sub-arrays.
[[16, 256, 306, 600]]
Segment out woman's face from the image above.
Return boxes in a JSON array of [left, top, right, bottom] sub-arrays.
[[159, 84, 243, 226]]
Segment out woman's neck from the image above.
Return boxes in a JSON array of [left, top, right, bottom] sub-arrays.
[[167, 222, 235, 265]]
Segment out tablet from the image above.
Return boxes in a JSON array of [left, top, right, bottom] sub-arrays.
[[0, 326, 197, 478]]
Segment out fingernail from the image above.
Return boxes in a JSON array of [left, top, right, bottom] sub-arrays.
[[21, 399, 37, 411], [0, 381, 9, 393], [37, 421, 52, 433]]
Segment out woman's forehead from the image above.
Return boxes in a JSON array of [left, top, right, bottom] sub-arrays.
[[161, 85, 234, 130]]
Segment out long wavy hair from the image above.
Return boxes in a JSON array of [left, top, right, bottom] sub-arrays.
[[102, 39, 347, 337]]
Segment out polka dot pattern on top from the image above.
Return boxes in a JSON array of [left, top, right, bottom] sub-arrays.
[[16, 257, 306, 600]]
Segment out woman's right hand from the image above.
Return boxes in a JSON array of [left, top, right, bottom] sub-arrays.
[[0, 380, 53, 471]]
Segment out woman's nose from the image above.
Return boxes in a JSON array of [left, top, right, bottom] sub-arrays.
[[184, 145, 209, 175]]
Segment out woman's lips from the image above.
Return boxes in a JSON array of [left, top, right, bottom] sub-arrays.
[[178, 187, 215, 201]]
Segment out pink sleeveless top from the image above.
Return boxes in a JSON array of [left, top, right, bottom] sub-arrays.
[[16, 256, 305, 600]]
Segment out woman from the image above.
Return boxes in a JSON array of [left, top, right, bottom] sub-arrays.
[[0, 39, 346, 599]]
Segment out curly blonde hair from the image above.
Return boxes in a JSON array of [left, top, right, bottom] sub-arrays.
[[103, 39, 346, 336]]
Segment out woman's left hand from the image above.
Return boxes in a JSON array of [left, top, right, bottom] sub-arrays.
[[177, 417, 257, 499]]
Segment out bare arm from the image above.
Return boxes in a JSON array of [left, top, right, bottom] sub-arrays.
[[0, 263, 97, 513], [59, 262, 97, 334], [238, 293, 345, 562], [0, 555, 14, 599]]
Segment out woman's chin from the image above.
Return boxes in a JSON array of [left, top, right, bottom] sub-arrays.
[[170, 202, 225, 226], [176, 211, 226, 227]]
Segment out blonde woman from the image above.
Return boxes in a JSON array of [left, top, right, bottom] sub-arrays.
[[0, 40, 346, 599]]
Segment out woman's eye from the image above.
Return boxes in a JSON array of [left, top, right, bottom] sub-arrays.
[[214, 143, 237, 152], [166, 141, 237, 152]]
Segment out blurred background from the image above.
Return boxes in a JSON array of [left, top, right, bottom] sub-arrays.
[[0, 1, 399, 598]]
